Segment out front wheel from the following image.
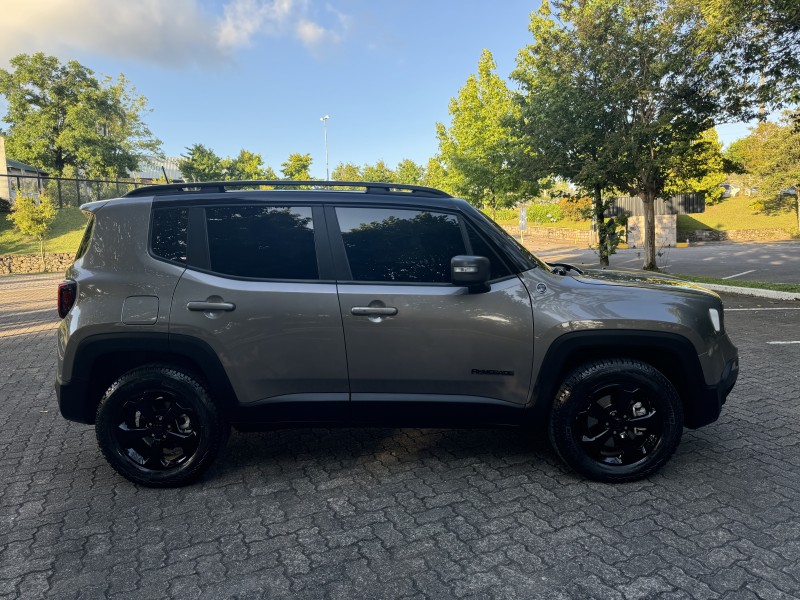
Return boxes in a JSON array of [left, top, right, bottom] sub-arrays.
[[95, 365, 229, 487], [549, 359, 683, 483]]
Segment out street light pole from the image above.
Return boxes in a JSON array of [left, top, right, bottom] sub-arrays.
[[320, 115, 330, 180]]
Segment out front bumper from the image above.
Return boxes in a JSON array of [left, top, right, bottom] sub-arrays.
[[684, 355, 739, 429]]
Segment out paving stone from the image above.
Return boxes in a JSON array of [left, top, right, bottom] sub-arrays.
[[1, 276, 799, 599]]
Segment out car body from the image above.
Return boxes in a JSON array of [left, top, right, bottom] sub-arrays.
[[55, 181, 738, 486]]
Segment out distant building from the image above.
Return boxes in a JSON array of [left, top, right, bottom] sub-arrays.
[[129, 156, 184, 183]]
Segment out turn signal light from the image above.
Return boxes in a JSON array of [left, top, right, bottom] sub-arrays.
[[58, 280, 77, 319]]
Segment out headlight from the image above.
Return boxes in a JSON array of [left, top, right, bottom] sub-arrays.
[[709, 308, 721, 332]]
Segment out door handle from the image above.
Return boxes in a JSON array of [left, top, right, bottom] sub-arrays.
[[187, 301, 236, 311], [351, 306, 398, 316]]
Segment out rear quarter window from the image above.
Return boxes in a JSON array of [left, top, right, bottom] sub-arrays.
[[74, 213, 95, 260], [151, 207, 189, 264]]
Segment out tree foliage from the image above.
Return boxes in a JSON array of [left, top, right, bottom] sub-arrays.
[[437, 49, 527, 217], [727, 115, 800, 225], [281, 153, 313, 180], [179, 144, 223, 181], [7, 189, 57, 269], [0, 53, 160, 177], [178, 144, 275, 182], [686, 0, 800, 117], [664, 129, 728, 205], [513, 0, 723, 270]]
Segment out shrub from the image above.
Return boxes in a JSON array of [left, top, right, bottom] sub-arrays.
[[528, 203, 563, 223], [7, 189, 57, 270], [558, 196, 593, 221]]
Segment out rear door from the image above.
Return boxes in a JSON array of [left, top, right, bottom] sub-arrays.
[[329, 204, 534, 424], [168, 202, 349, 423]]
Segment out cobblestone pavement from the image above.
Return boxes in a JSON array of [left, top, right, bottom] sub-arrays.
[[1, 274, 799, 600]]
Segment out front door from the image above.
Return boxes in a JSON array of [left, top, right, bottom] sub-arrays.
[[330, 205, 534, 425]]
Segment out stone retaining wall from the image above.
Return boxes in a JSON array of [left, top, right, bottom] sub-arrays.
[[0, 252, 73, 275], [679, 229, 794, 242], [503, 225, 595, 245]]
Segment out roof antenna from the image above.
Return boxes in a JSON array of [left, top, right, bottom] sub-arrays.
[[161, 166, 171, 184]]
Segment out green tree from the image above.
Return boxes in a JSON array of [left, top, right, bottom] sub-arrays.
[[664, 129, 728, 205], [394, 159, 425, 186], [281, 153, 313, 180], [221, 149, 274, 180], [514, 0, 722, 270], [7, 189, 57, 270], [437, 49, 525, 218], [0, 53, 160, 177], [687, 0, 800, 116], [331, 162, 364, 182], [512, 0, 631, 265], [728, 116, 800, 226], [178, 144, 223, 181], [420, 157, 454, 195], [362, 160, 394, 182]]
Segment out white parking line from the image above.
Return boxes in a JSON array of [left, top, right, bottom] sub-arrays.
[[723, 270, 756, 279], [767, 341, 800, 345], [727, 308, 800, 311]]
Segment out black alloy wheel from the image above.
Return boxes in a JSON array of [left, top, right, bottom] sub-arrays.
[[549, 359, 683, 483], [96, 365, 229, 487]]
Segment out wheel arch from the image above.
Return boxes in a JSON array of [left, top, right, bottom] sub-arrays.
[[528, 330, 704, 426], [59, 333, 238, 424]]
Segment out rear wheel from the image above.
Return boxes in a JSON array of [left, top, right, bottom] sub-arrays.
[[549, 359, 683, 482], [95, 365, 229, 487]]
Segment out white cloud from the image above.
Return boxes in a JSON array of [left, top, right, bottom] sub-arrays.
[[296, 19, 337, 47], [0, 0, 228, 68], [0, 0, 350, 68], [216, 0, 295, 48]]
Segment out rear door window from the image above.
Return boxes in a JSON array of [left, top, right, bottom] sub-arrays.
[[205, 205, 318, 279]]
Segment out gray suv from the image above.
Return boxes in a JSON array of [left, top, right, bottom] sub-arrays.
[[55, 181, 739, 487]]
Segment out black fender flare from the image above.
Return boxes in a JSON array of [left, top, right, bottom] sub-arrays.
[[57, 332, 237, 424]]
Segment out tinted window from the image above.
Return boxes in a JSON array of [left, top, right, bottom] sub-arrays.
[[465, 221, 513, 279], [336, 207, 466, 283], [206, 206, 317, 279], [75, 214, 95, 260], [151, 208, 188, 264]]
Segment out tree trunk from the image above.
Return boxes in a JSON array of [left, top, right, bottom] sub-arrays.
[[594, 185, 608, 267], [640, 188, 658, 271], [39, 238, 46, 273]]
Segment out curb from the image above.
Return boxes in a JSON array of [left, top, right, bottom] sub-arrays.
[[695, 282, 800, 301]]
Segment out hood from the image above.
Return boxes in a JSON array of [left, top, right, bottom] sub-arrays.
[[575, 268, 719, 298]]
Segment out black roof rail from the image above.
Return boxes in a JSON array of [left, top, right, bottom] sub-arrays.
[[123, 180, 452, 198]]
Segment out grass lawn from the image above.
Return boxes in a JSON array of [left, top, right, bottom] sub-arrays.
[[672, 273, 800, 294], [0, 207, 88, 255], [677, 195, 798, 232]]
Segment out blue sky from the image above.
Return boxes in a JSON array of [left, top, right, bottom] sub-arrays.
[[1, 0, 758, 179]]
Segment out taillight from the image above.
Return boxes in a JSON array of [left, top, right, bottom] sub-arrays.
[[58, 280, 77, 319]]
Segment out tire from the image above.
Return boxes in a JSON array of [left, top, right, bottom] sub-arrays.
[[95, 365, 229, 487], [549, 359, 683, 483]]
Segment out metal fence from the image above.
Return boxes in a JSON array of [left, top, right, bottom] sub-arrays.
[[609, 193, 705, 216], [1, 173, 149, 209]]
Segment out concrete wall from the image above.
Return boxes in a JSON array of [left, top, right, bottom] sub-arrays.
[[626, 215, 677, 248]]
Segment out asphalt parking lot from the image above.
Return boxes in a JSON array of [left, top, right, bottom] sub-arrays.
[[1, 273, 799, 600], [531, 241, 800, 284]]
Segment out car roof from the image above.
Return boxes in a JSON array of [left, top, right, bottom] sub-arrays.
[[125, 180, 449, 198]]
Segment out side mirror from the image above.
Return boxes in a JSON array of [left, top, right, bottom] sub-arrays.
[[451, 255, 491, 292]]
